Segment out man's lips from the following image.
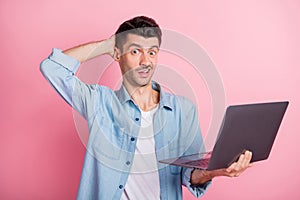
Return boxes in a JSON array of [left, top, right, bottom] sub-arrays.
[[135, 66, 152, 78], [137, 68, 150, 73], [136, 66, 151, 73]]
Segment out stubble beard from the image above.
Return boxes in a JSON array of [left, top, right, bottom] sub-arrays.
[[124, 65, 154, 88]]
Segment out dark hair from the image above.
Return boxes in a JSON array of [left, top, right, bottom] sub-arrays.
[[115, 16, 162, 51]]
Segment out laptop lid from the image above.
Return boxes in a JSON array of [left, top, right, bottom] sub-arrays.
[[159, 101, 289, 170], [207, 101, 288, 170]]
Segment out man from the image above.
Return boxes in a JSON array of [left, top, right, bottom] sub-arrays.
[[40, 16, 252, 199]]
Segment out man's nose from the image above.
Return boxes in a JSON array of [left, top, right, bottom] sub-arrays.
[[140, 52, 151, 66]]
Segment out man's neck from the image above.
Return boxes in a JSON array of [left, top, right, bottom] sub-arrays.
[[124, 82, 160, 112]]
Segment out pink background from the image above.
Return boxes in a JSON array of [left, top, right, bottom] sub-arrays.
[[1, 0, 300, 199]]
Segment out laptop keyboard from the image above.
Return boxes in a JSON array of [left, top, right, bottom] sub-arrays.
[[183, 158, 210, 166]]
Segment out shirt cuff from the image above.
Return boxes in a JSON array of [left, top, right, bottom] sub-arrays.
[[183, 168, 212, 198], [49, 48, 80, 73]]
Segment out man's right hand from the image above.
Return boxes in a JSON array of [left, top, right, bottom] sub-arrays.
[[104, 35, 116, 58]]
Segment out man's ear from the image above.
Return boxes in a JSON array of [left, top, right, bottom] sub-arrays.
[[113, 47, 121, 62]]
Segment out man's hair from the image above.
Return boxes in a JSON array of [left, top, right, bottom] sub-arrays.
[[115, 16, 162, 51]]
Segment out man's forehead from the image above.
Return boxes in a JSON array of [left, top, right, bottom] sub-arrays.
[[123, 33, 159, 49]]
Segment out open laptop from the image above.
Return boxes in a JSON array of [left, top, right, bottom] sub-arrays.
[[159, 101, 289, 170]]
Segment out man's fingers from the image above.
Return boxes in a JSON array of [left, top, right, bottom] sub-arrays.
[[242, 150, 252, 168], [224, 150, 253, 177], [226, 162, 237, 173], [234, 153, 245, 171], [225, 151, 252, 176]]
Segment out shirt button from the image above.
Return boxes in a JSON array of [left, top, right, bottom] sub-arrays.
[[126, 161, 131, 165], [135, 118, 139, 121], [131, 137, 135, 142], [119, 185, 123, 189]]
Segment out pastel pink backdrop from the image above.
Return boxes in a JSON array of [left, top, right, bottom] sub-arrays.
[[1, 0, 299, 199]]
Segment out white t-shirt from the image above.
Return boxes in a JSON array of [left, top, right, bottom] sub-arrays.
[[121, 107, 160, 200]]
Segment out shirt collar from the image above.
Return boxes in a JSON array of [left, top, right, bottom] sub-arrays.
[[114, 81, 173, 110]]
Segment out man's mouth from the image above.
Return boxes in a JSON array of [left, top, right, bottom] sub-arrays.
[[137, 66, 151, 74]]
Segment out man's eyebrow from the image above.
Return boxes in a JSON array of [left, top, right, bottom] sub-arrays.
[[127, 43, 159, 50]]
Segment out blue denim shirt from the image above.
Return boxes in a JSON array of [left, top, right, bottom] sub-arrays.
[[40, 48, 211, 199]]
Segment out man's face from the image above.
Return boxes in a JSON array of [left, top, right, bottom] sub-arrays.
[[116, 33, 159, 88]]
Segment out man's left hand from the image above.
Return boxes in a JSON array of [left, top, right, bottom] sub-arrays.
[[191, 150, 253, 185]]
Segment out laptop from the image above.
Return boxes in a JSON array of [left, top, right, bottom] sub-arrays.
[[159, 101, 289, 170]]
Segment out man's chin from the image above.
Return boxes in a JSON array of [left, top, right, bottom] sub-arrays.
[[135, 79, 153, 87], [123, 75, 153, 89], [138, 81, 152, 87]]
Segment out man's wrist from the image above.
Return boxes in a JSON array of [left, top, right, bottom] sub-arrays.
[[100, 36, 115, 57], [191, 169, 213, 185]]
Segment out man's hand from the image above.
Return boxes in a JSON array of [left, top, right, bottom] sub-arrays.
[[104, 35, 116, 58], [191, 150, 253, 185], [223, 150, 253, 177]]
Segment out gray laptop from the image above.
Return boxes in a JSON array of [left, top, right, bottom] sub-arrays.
[[159, 101, 289, 170]]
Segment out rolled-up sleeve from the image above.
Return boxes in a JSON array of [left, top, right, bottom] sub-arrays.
[[182, 168, 212, 198], [40, 48, 98, 120]]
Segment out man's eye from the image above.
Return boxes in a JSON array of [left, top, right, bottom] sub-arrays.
[[131, 49, 140, 54], [149, 51, 156, 56]]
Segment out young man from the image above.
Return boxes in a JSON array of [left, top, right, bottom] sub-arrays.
[[40, 16, 252, 199]]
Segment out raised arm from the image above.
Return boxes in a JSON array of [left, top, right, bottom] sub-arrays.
[[62, 36, 115, 63], [40, 36, 116, 119]]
